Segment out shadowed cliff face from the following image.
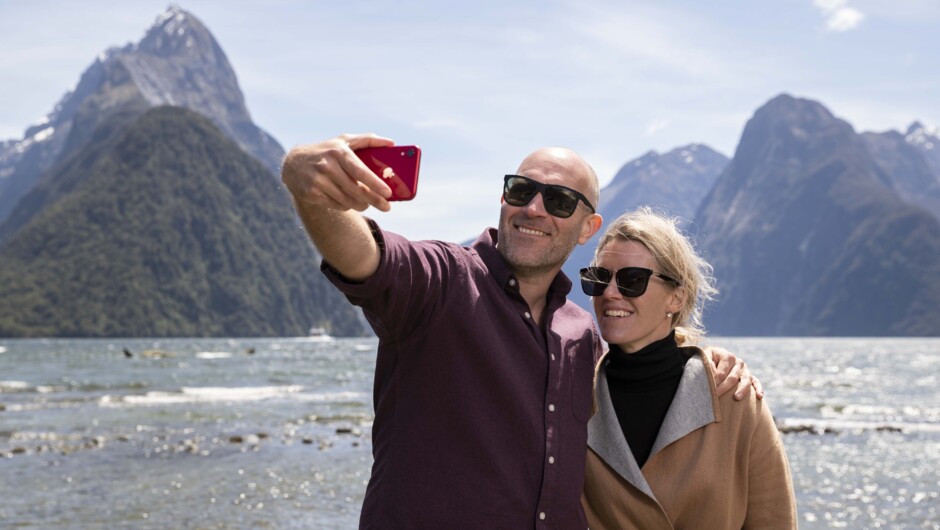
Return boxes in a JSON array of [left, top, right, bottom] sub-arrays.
[[0, 6, 283, 226], [862, 127, 940, 221], [694, 94, 940, 336]]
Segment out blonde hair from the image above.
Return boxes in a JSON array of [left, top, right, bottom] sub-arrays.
[[592, 207, 717, 345]]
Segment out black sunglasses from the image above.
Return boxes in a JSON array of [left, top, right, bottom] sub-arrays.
[[579, 266, 682, 298], [503, 175, 595, 219]]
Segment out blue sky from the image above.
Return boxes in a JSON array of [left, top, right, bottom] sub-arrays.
[[1, 0, 938, 242]]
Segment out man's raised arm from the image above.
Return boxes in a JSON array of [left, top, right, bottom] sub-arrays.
[[281, 133, 395, 281]]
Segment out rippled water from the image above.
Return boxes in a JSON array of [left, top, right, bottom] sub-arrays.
[[0, 337, 938, 529]]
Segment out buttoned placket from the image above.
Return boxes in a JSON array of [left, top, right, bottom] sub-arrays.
[[507, 272, 565, 527], [536, 328, 562, 528], [509, 276, 538, 334]]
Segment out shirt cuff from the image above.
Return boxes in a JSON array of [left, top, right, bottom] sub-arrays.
[[319, 218, 392, 298]]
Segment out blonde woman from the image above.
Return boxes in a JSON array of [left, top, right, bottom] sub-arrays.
[[579, 208, 797, 529]]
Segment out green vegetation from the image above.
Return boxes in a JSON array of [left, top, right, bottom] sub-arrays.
[[0, 106, 364, 337]]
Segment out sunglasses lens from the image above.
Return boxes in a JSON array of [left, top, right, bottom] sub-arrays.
[[580, 267, 611, 296], [542, 187, 579, 218], [615, 268, 653, 297], [504, 178, 536, 206]]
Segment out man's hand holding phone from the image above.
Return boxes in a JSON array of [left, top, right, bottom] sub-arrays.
[[355, 145, 421, 201], [281, 133, 405, 213]]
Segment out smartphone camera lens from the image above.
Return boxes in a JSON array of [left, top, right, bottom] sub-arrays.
[[406, 148, 415, 157]]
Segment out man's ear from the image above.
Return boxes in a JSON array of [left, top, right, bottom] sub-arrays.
[[578, 213, 603, 245]]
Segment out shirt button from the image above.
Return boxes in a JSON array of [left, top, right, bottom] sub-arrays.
[[551, 353, 556, 361], [548, 456, 555, 464], [539, 512, 546, 520], [524, 311, 531, 319], [548, 404, 555, 412], [509, 278, 517, 287]]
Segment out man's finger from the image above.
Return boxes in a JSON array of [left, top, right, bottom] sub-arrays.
[[715, 358, 742, 397], [751, 376, 765, 400], [309, 171, 370, 212], [355, 182, 391, 212], [338, 134, 396, 199], [315, 149, 391, 210]]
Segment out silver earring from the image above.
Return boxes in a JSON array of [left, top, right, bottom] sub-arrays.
[[666, 312, 673, 319]]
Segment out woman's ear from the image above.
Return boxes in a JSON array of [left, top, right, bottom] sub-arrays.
[[667, 285, 686, 316]]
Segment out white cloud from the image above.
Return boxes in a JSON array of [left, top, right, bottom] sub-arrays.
[[814, 0, 866, 32], [646, 119, 670, 136]]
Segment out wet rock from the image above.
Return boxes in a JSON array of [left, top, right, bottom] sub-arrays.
[[778, 424, 839, 435], [778, 425, 815, 434], [876, 425, 902, 433], [0, 403, 6, 411], [178, 439, 199, 453], [84, 436, 106, 449], [140, 349, 175, 359], [302, 437, 314, 445], [229, 434, 261, 445], [11, 446, 27, 455], [335, 427, 353, 435]]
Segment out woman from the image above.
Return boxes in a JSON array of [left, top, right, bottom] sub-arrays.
[[579, 207, 797, 529]]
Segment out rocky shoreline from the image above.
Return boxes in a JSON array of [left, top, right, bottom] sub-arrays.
[[0, 414, 370, 460]]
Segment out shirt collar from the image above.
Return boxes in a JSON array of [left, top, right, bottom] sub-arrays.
[[471, 227, 573, 300]]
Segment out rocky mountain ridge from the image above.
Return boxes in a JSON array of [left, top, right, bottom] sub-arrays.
[[565, 95, 940, 336], [0, 5, 283, 226]]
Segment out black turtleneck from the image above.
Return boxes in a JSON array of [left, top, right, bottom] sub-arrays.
[[604, 331, 690, 468]]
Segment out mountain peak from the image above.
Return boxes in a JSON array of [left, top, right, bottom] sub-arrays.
[[905, 121, 938, 150], [672, 143, 726, 165], [756, 93, 838, 127], [0, 6, 284, 226], [730, 93, 858, 172], [138, 5, 216, 58]]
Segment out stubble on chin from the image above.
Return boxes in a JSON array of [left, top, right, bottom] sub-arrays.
[[498, 225, 579, 278]]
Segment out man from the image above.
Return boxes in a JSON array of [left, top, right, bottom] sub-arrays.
[[281, 133, 756, 529]]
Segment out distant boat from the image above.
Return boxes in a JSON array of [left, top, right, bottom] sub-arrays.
[[308, 326, 334, 342]]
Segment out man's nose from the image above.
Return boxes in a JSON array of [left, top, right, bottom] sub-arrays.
[[522, 192, 549, 217]]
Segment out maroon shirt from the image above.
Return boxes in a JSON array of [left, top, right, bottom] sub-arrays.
[[322, 222, 603, 529]]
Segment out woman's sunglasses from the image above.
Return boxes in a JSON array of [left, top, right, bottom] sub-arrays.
[[503, 175, 595, 219], [579, 266, 682, 298]]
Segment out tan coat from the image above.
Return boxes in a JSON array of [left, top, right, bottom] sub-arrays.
[[581, 348, 797, 529]]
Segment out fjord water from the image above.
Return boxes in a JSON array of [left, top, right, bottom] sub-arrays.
[[1, 337, 938, 529]]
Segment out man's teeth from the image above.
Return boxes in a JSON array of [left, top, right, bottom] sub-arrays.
[[518, 226, 547, 236], [605, 310, 631, 317]]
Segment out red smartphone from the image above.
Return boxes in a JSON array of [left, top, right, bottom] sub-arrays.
[[355, 145, 422, 201]]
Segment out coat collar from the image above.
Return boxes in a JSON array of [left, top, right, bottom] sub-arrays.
[[587, 347, 718, 498]]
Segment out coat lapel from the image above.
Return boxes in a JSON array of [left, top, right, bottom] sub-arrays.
[[649, 352, 717, 457], [588, 349, 720, 500], [587, 363, 657, 498]]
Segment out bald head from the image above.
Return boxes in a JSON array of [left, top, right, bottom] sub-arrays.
[[516, 147, 600, 209]]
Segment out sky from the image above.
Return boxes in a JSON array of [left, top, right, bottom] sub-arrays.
[[1, 0, 938, 242]]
